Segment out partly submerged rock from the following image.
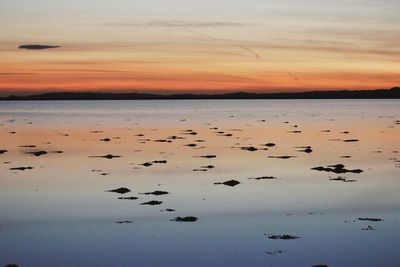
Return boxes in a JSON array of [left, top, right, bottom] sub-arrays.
[[297, 146, 312, 153], [214, 179, 240, 187], [171, 216, 198, 222], [10, 166, 33, 171], [343, 139, 359, 142], [241, 146, 258, 152], [201, 165, 215, 169], [266, 234, 301, 240], [266, 250, 286, 255], [161, 208, 176, 212], [264, 143, 276, 147], [141, 200, 163, 206], [196, 155, 217, 158], [249, 176, 277, 180], [152, 160, 167, 164], [106, 187, 131, 194], [362, 225, 375, 231], [329, 177, 357, 182], [268, 156, 296, 159], [118, 196, 138, 200], [141, 190, 169, 196], [311, 164, 363, 174], [26, 150, 47, 157], [115, 220, 133, 224], [185, 143, 197, 147], [90, 154, 121, 159], [358, 217, 383, 222]]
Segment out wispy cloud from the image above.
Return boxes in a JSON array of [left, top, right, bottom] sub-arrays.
[[106, 20, 247, 28], [0, 72, 37, 75]]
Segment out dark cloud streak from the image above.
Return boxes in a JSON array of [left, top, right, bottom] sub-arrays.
[[19, 44, 61, 50]]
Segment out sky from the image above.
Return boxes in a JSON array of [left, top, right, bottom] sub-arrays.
[[0, 0, 399, 95]]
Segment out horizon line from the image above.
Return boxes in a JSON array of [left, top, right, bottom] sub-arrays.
[[1, 86, 399, 100]]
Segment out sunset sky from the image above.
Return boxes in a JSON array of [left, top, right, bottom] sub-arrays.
[[0, 0, 399, 95]]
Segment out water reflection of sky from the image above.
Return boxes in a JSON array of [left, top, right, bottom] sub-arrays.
[[0, 100, 399, 266]]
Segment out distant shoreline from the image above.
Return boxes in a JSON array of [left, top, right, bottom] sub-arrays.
[[1, 87, 399, 100]]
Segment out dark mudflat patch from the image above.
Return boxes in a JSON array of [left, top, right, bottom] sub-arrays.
[[268, 156, 296, 159], [266, 234, 301, 240], [241, 146, 258, 152], [141, 200, 163, 206], [358, 217, 383, 222], [171, 216, 198, 222], [183, 131, 198, 135], [26, 150, 47, 157], [214, 179, 240, 187], [118, 196, 138, 200], [0, 150, 8, 154], [90, 154, 121, 159], [141, 190, 169, 196], [106, 187, 131, 194], [10, 166, 33, 171], [249, 176, 277, 180], [311, 164, 363, 174]]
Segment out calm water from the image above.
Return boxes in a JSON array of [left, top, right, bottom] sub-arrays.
[[0, 100, 399, 267]]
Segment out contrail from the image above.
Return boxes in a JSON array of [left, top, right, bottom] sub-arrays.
[[288, 72, 299, 81], [185, 30, 261, 60], [235, 44, 261, 59]]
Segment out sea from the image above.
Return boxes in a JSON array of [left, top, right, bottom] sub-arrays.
[[0, 99, 399, 267]]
